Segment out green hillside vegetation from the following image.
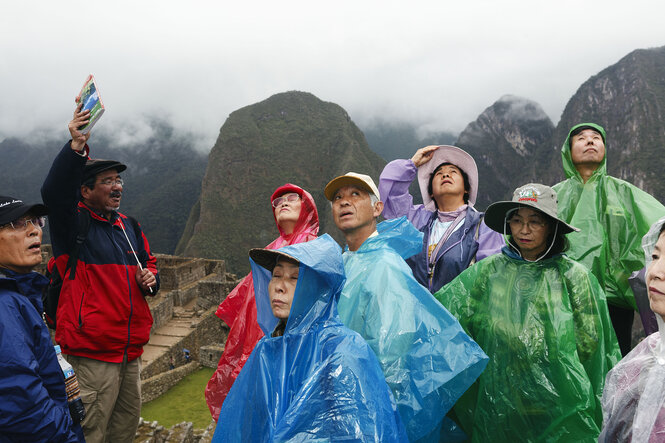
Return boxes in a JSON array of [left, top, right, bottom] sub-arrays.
[[0, 122, 207, 254], [556, 46, 665, 200], [2, 45, 665, 269], [140, 367, 214, 429], [177, 91, 386, 273]]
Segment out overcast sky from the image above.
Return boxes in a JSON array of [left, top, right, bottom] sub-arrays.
[[1, 1, 663, 150]]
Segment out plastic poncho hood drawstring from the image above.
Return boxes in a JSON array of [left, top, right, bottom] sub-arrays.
[[212, 235, 407, 442]]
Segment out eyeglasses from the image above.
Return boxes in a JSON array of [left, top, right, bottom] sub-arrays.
[[98, 178, 124, 186], [1, 216, 46, 230], [272, 193, 300, 208], [508, 218, 547, 231]]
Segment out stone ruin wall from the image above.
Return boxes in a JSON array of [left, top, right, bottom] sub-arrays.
[[39, 246, 239, 442]]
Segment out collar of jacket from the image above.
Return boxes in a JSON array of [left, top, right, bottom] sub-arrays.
[[0, 268, 49, 310], [78, 201, 121, 225]]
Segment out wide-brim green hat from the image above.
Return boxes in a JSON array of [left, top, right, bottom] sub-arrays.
[[484, 183, 579, 235]]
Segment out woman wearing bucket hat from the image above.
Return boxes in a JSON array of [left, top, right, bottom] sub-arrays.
[[379, 145, 504, 293], [205, 183, 319, 420], [433, 183, 621, 442], [600, 217, 665, 441], [212, 235, 407, 442]]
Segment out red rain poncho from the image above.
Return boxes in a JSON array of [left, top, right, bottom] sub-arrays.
[[204, 184, 319, 420]]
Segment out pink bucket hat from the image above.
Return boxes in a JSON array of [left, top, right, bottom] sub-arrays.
[[417, 145, 478, 211]]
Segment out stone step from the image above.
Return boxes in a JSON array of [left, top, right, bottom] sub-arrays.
[[155, 325, 192, 336], [149, 334, 185, 347], [142, 344, 169, 365]]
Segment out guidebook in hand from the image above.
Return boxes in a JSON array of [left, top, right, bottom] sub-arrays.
[[76, 75, 105, 133]]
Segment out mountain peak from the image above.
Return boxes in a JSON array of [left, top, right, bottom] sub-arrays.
[[176, 91, 385, 273]]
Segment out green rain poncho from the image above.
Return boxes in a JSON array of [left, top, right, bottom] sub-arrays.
[[553, 123, 665, 309], [434, 248, 621, 442]]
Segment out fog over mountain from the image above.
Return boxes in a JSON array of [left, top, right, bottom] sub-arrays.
[[2, 45, 665, 270], [3, 2, 664, 154]]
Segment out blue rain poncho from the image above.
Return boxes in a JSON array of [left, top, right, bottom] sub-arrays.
[[434, 247, 621, 442], [213, 234, 407, 442], [338, 217, 489, 442]]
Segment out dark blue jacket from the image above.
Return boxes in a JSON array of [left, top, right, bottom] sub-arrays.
[[0, 269, 84, 442], [407, 209, 485, 292]]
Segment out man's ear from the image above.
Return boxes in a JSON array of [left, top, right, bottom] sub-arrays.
[[373, 201, 384, 218], [80, 185, 90, 201]]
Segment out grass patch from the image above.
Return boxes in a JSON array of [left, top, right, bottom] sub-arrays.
[[141, 367, 215, 429]]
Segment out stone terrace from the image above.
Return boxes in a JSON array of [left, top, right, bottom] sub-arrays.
[[39, 246, 240, 441]]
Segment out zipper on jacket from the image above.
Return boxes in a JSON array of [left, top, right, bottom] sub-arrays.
[[110, 222, 134, 357], [78, 292, 85, 327], [428, 225, 473, 292]]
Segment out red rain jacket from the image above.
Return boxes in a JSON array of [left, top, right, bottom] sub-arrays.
[[41, 143, 159, 363]]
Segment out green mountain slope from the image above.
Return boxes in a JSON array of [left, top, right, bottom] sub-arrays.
[[176, 91, 386, 273]]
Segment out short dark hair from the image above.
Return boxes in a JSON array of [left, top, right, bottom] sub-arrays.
[[508, 214, 569, 260], [82, 176, 96, 190], [427, 162, 471, 207]]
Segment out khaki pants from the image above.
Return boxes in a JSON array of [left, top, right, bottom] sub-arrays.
[[67, 355, 142, 443]]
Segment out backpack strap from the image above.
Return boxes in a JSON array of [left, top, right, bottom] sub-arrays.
[[67, 210, 92, 280]]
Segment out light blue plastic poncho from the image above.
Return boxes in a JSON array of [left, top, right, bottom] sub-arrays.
[[213, 234, 408, 442], [338, 217, 489, 442]]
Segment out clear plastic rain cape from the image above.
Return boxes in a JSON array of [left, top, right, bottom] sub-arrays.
[[205, 184, 318, 420], [600, 217, 665, 442], [338, 217, 489, 442], [434, 247, 621, 442], [212, 235, 408, 442], [553, 123, 665, 309]]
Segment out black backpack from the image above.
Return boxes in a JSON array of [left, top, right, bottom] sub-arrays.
[[42, 210, 91, 329], [42, 212, 144, 329]]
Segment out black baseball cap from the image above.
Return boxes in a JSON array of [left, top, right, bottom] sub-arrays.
[[0, 195, 48, 226], [82, 159, 127, 184]]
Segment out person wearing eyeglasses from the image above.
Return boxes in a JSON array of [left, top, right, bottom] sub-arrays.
[[40, 102, 160, 443], [205, 183, 319, 421], [0, 196, 85, 442], [434, 183, 621, 442]]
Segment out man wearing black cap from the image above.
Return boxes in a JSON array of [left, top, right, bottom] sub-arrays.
[[41, 103, 159, 442], [554, 122, 665, 356]]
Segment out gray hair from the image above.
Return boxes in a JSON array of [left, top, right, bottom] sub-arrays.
[[329, 192, 380, 208]]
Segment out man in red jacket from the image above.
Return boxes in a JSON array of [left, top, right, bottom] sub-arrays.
[[41, 103, 159, 443]]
